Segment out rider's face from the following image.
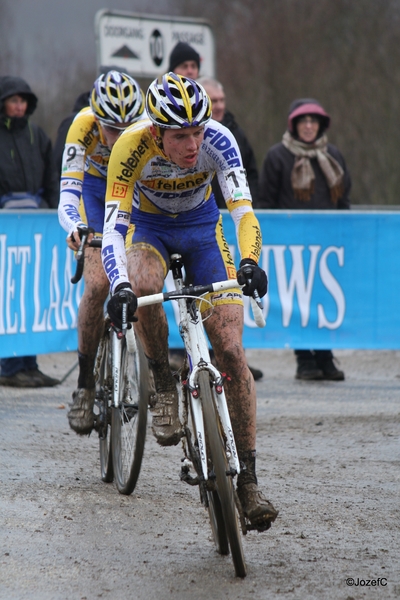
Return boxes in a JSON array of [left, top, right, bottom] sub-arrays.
[[99, 121, 129, 149], [153, 126, 205, 169]]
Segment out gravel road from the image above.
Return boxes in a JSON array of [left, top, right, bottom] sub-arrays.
[[1, 349, 399, 600]]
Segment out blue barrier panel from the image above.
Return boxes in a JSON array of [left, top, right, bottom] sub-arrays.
[[0, 211, 82, 358], [1, 210, 400, 357]]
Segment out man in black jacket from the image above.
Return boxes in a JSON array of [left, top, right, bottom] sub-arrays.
[[198, 76, 259, 207], [259, 98, 350, 381], [0, 76, 60, 387], [168, 41, 200, 80], [196, 77, 262, 380]]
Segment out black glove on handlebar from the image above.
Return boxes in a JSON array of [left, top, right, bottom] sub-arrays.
[[107, 283, 138, 328], [237, 258, 268, 298], [77, 225, 94, 240]]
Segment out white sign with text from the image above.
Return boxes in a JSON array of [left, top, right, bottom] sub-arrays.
[[95, 10, 215, 78]]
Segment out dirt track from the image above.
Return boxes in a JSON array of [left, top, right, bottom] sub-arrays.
[[1, 349, 399, 600]]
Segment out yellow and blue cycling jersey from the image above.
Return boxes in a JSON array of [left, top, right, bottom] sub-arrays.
[[58, 107, 111, 236], [102, 118, 263, 296]]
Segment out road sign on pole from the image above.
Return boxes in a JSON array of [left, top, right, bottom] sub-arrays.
[[95, 10, 215, 78]]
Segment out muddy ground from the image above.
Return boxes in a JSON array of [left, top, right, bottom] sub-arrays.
[[0, 349, 399, 600]]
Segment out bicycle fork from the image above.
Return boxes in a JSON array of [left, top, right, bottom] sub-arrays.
[[111, 328, 135, 407], [189, 373, 240, 480]]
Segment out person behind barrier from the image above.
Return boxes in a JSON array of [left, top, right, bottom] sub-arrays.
[[198, 76, 259, 207], [100, 73, 278, 529], [168, 41, 201, 79], [167, 54, 262, 380], [0, 75, 60, 388], [57, 71, 146, 433], [258, 97, 351, 381], [198, 76, 263, 381]]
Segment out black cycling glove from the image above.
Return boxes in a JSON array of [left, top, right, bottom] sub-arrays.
[[237, 258, 268, 298], [107, 283, 138, 328]]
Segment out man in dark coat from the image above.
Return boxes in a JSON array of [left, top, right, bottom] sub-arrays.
[[168, 41, 200, 80], [258, 98, 351, 380], [0, 76, 60, 387], [0, 76, 59, 209], [198, 76, 259, 207]]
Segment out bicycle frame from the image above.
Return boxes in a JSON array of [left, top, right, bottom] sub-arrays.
[[171, 263, 241, 481], [136, 253, 265, 481]]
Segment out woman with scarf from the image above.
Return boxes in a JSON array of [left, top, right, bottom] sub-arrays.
[[258, 98, 351, 380]]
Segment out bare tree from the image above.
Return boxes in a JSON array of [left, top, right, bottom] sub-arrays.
[[172, 0, 400, 204]]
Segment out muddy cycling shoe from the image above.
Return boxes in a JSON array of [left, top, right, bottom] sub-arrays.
[[68, 388, 95, 435], [237, 483, 279, 529], [150, 388, 183, 447]]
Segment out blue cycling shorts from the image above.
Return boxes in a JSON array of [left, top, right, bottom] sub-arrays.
[[126, 197, 243, 308], [81, 173, 106, 235]]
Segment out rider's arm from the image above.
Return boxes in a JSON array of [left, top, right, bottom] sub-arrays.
[[101, 125, 145, 293], [205, 121, 262, 264], [216, 167, 262, 264], [57, 109, 95, 236]]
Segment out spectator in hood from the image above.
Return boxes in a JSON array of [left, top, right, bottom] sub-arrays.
[[198, 76, 259, 207], [259, 98, 351, 381], [0, 75, 60, 388], [0, 76, 58, 209], [168, 41, 201, 79], [53, 91, 90, 175]]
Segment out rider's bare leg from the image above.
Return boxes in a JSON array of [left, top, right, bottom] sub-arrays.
[[77, 247, 109, 389], [68, 247, 110, 435], [127, 247, 182, 446], [126, 246, 168, 361]]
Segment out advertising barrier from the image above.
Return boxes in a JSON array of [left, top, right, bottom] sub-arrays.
[[1, 210, 399, 357]]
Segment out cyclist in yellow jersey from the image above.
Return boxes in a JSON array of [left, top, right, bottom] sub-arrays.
[[57, 71, 145, 435], [101, 73, 278, 529]]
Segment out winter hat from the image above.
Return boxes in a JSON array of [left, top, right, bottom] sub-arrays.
[[287, 98, 330, 135], [0, 76, 38, 115], [168, 42, 201, 73]]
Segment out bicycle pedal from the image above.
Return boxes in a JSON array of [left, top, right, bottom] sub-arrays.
[[246, 519, 273, 533], [180, 466, 201, 486]]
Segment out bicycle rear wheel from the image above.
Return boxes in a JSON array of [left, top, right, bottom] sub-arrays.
[[111, 332, 149, 495], [95, 332, 113, 483], [198, 370, 246, 578]]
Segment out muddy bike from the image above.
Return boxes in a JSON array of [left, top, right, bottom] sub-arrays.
[[71, 229, 150, 495], [136, 254, 266, 579]]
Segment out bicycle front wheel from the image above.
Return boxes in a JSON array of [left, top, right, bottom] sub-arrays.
[[111, 332, 149, 495], [207, 489, 229, 555], [96, 332, 113, 483], [198, 370, 247, 578]]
